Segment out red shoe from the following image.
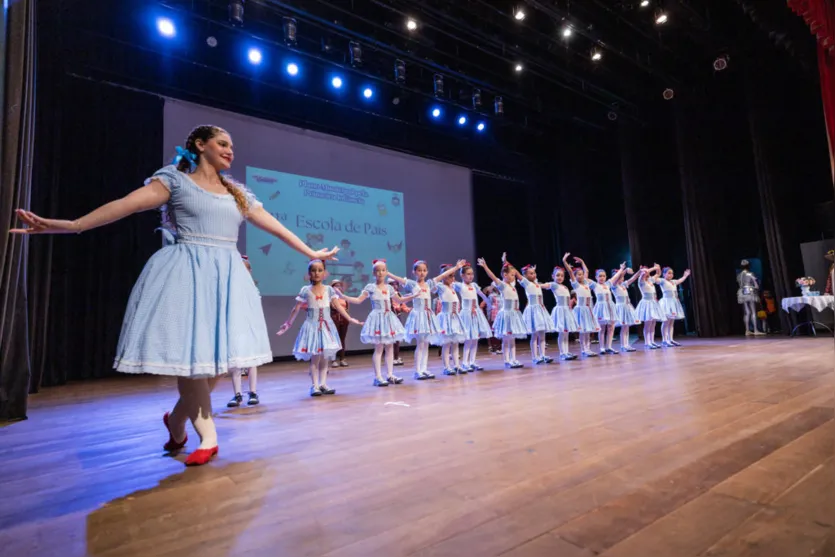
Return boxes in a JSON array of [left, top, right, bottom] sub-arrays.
[[185, 446, 218, 466], [163, 412, 188, 452]]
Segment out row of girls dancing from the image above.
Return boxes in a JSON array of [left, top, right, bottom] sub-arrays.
[[276, 252, 691, 396]]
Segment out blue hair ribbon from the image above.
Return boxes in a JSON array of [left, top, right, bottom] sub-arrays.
[[172, 146, 198, 166]]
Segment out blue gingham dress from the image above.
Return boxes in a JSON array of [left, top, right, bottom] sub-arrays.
[[403, 279, 442, 345], [492, 281, 528, 339], [613, 283, 641, 327], [520, 277, 556, 334], [571, 280, 601, 333], [635, 278, 666, 322], [657, 278, 685, 320], [114, 166, 272, 377], [590, 281, 618, 325], [453, 281, 493, 339], [292, 285, 342, 360], [359, 283, 406, 344], [550, 283, 579, 333], [434, 282, 466, 344]]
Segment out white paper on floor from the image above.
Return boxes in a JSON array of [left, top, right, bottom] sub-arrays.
[[384, 401, 411, 407]]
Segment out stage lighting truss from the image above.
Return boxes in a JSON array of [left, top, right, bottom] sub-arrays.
[[229, 0, 244, 26]]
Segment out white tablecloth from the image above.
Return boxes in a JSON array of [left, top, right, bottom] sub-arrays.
[[781, 295, 835, 313]]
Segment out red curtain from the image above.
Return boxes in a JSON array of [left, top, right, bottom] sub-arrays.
[[789, 0, 835, 185]]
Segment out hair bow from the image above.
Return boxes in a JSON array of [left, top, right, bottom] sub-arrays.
[[241, 255, 249, 261], [173, 146, 198, 166]]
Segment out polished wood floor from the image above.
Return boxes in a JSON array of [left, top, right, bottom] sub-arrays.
[[1, 337, 833, 557]]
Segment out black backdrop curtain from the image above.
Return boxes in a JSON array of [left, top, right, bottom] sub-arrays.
[[29, 75, 163, 388]]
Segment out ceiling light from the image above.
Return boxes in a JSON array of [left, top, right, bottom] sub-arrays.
[[591, 49, 603, 61], [514, 63, 523, 72], [655, 11, 668, 24], [406, 18, 418, 31], [514, 8, 526, 21], [640, 0, 650, 7], [562, 26, 572, 38]]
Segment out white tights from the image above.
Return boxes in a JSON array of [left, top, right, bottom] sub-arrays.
[[307, 355, 330, 388], [580, 332, 592, 353], [442, 343, 461, 370], [372, 344, 395, 380], [558, 332, 571, 355], [742, 301, 757, 333], [620, 325, 631, 349], [414, 339, 430, 374], [169, 377, 219, 450], [231, 367, 257, 394], [661, 319, 676, 343], [529, 331, 547, 360], [462, 339, 479, 367], [501, 336, 517, 363], [599, 323, 615, 351], [643, 320, 657, 346]]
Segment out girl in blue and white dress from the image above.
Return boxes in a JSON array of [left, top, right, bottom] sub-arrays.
[[435, 264, 468, 375], [10, 125, 339, 466], [562, 253, 601, 357], [611, 267, 642, 352], [516, 263, 556, 365], [388, 259, 464, 380], [277, 260, 363, 396], [340, 259, 417, 386], [590, 264, 628, 355], [657, 267, 691, 347], [477, 258, 527, 368], [635, 264, 665, 349], [453, 262, 493, 371], [549, 266, 579, 361]]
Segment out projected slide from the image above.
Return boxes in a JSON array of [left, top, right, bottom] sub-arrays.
[[245, 167, 407, 296]]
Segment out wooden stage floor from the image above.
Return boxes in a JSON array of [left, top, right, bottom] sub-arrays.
[[1, 337, 833, 557]]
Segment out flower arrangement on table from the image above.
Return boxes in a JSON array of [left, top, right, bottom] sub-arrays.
[[796, 276, 817, 296]]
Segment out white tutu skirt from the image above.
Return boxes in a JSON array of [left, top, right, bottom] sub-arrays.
[[551, 306, 579, 333], [114, 244, 273, 377], [360, 310, 406, 345], [436, 312, 466, 344], [737, 289, 758, 304], [404, 308, 442, 345], [660, 297, 686, 320], [573, 306, 600, 333], [615, 302, 641, 327], [293, 316, 342, 361], [522, 304, 555, 334], [459, 309, 493, 340], [493, 309, 528, 339], [593, 301, 618, 325], [635, 299, 666, 322]]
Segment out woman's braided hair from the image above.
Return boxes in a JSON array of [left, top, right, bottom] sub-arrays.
[[177, 125, 249, 214]]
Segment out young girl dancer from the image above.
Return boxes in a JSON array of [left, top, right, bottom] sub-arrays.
[[228, 255, 260, 407], [562, 253, 601, 357], [388, 259, 464, 380], [549, 266, 579, 360], [340, 259, 417, 386], [515, 262, 555, 364], [453, 262, 493, 371], [611, 267, 641, 352], [590, 264, 627, 355], [11, 125, 339, 465], [635, 264, 665, 349], [485, 286, 503, 354], [477, 258, 527, 368], [435, 263, 468, 375], [330, 279, 351, 367], [277, 260, 363, 396], [657, 267, 691, 347]]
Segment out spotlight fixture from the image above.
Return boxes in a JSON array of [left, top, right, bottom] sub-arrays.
[[514, 7, 526, 21], [640, 0, 650, 6], [494, 96, 504, 115], [458, 115, 468, 126], [331, 76, 344, 89], [206, 36, 218, 47], [431, 106, 442, 119], [247, 47, 262, 65], [286, 62, 299, 76], [349, 41, 362, 67], [562, 26, 573, 38], [433, 74, 444, 98], [514, 63, 523, 72], [229, 0, 245, 26], [472, 88, 482, 109], [663, 88, 675, 100], [713, 54, 729, 71], [283, 17, 297, 45], [608, 111, 618, 121], [655, 10, 668, 24], [394, 59, 406, 83], [476, 122, 486, 132], [156, 17, 175, 38], [321, 37, 334, 54], [363, 87, 374, 99], [406, 18, 418, 31], [591, 49, 603, 62]]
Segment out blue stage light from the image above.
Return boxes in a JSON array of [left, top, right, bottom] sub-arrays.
[[458, 115, 467, 126], [363, 87, 374, 99], [331, 76, 343, 89], [431, 107, 442, 118], [476, 122, 486, 132], [286, 63, 299, 76], [248, 48, 263, 65], [157, 17, 176, 38]]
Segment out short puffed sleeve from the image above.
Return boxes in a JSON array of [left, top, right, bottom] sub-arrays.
[[244, 188, 263, 212], [404, 279, 419, 293], [146, 165, 182, 194], [295, 285, 310, 304], [425, 278, 437, 291], [363, 283, 377, 296], [326, 286, 336, 300]]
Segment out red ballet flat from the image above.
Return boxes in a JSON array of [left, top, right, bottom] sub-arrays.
[[184, 446, 218, 466], [163, 412, 188, 452]]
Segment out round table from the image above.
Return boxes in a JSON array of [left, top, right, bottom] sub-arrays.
[[781, 295, 835, 336]]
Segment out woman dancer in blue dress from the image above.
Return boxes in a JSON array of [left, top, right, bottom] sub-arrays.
[[276, 260, 363, 396], [11, 125, 338, 466]]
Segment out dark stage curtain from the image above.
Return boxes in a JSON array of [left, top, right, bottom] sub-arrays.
[[0, 0, 37, 421], [28, 76, 163, 389]]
